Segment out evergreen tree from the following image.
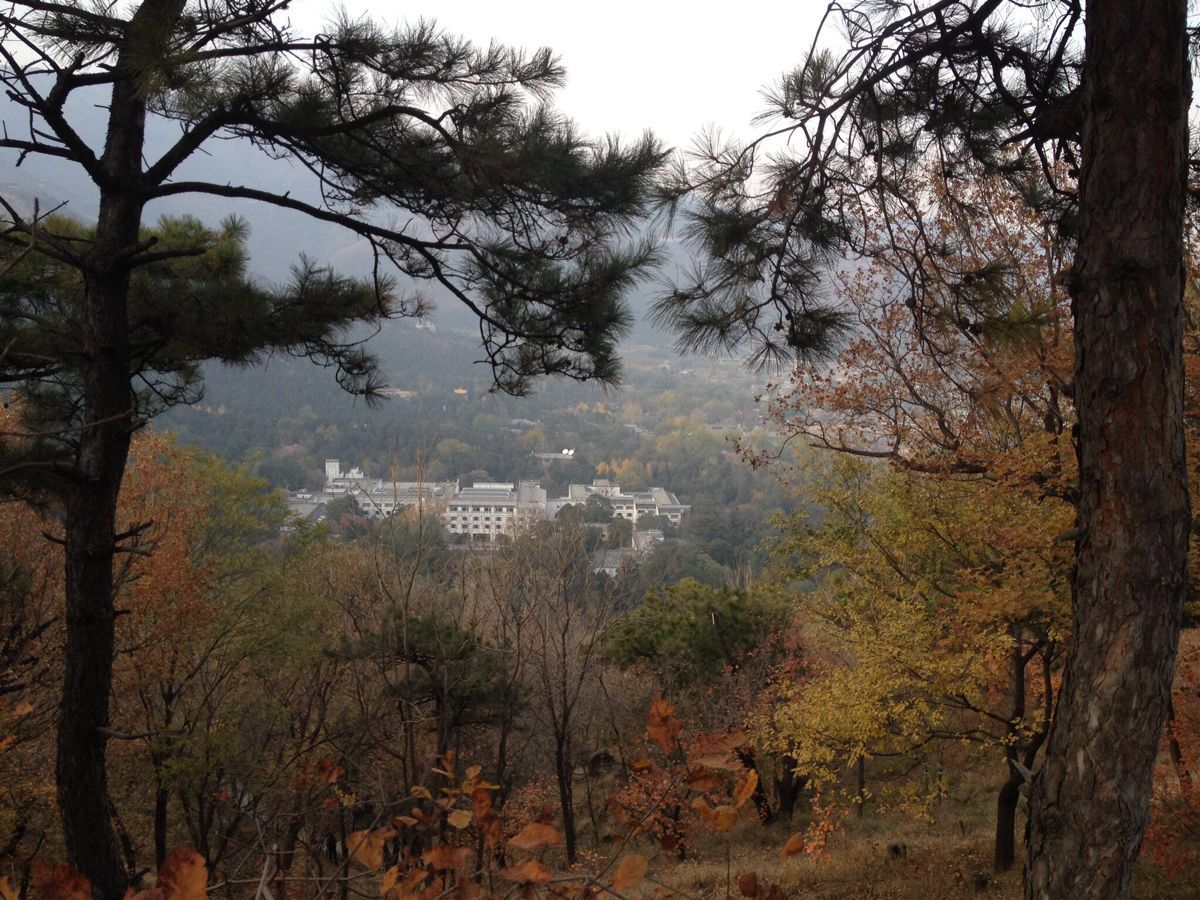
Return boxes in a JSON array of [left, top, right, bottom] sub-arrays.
[[0, 3, 666, 895], [657, 2, 1191, 896]]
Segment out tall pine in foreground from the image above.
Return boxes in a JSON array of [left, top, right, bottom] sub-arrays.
[[0, 2, 666, 896], [658, 1, 1191, 896]]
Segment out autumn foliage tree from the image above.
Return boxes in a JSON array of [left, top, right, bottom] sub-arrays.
[[658, 2, 1193, 893], [747, 167, 1075, 873]]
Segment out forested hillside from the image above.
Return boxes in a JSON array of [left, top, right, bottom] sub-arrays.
[[3, 1, 1200, 899]]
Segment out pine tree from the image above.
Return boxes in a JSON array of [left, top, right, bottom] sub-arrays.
[[657, 2, 1191, 896], [0, 3, 666, 896]]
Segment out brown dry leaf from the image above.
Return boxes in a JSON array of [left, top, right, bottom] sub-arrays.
[[736, 872, 759, 898], [645, 700, 682, 752], [480, 811, 503, 848], [691, 730, 746, 756], [611, 855, 648, 892], [32, 864, 91, 900], [316, 757, 344, 785], [472, 787, 492, 820], [348, 829, 395, 872], [124, 891, 165, 900], [447, 809, 472, 830], [685, 767, 724, 793], [422, 846, 472, 871], [507, 822, 563, 851], [392, 815, 419, 827], [380, 866, 400, 897], [499, 860, 551, 885], [710, 805, 738, 833], [627, 757, 656, 774], [687, 752, 741, 772], [158, 848, 207, 900], [778, 833, 805, 860], [0, 878, 16, 900], [732, 770, 758, 809], [402, 869, 428, 891], [763, 886, 786, 900]]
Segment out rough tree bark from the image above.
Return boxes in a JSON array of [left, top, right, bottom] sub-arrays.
[[1025, 1, 1192, 896], [56, 3, 175, 894]]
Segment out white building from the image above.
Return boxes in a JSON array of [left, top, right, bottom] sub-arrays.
[[549, 479, 689, 526], [290, 463, 687, 540], [315, 459, 456, 518], [444, 481, 548, 540]]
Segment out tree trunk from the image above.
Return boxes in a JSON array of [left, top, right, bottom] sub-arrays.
[[1025, 2, 1191, 896], [995, 771, 1021, 874], [57, 23, 154, 895], [552, 730, 577, 864]]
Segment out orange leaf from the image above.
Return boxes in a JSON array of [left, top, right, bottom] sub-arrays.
[[711, 805, 738, 833], [317, 757, 344, 785], [732, 770, 758, 809], [610, 855, 648, 891], [691, 730, 746, 756], [158, 848, 207, 900], [392, 815, 419, 827], [628, 757, 657, 774], [778, 833, 805, 860], [686, 767, 724, 793], [471, 787, 492, 820], [447, 809, 472, 830], [32, 864, 90, 900], [508, 822, 563, 851], [380, 866, 400, 897], [422, 846, 472, 871], [645, 700, 682, 752], [348, 829, 395, 871], [500, 860, 551, 885]]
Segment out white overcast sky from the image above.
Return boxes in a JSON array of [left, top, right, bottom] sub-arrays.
[[290, 1, 829, 153]]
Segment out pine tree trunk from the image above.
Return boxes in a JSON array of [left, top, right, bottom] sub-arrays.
[[1025, 1, 1191, 896], [57, 36, 152, 897]]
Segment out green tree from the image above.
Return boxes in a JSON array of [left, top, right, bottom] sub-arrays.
[[603, 578, 785, 691], [583, 493, 615, 523], [657, 3, 1191, 893], [0, 4, 665, 894]]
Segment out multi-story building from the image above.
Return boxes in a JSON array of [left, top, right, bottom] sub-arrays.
[[290, 464, 688, 540], [313, 459, 456, 519], [547, 479, 690, 526], [444, 481, 548, 540]]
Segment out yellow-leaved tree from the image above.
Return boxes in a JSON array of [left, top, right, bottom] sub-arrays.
[[756, 166, 1076, 874]]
